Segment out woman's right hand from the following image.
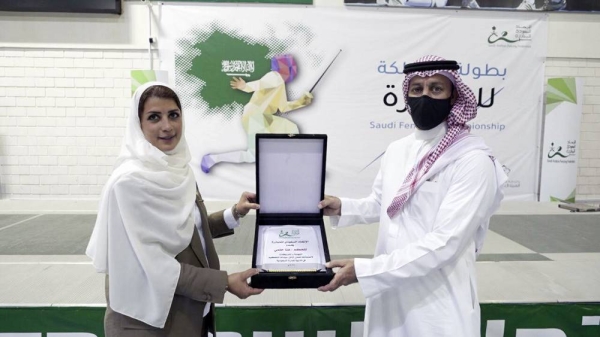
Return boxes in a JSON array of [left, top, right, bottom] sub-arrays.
[[227, 268, 264, 299], [318, 195, 342, 216]]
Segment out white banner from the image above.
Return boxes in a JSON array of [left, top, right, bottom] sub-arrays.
[[539, 77, 583, 202], [158, 6, 547, 201]]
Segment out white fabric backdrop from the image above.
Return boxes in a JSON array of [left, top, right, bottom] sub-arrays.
[[159, 6, 548, 201]]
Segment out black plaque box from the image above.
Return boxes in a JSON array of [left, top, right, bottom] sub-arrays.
[[250, 134, 334, 289]]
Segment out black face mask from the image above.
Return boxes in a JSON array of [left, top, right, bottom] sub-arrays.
[[407, 95, 452, 130]]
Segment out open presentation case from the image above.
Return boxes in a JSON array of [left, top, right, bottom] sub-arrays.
[[250, 134, 334, 289]]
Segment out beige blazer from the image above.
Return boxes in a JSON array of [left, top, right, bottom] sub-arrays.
[[104, 190, 234, 337]]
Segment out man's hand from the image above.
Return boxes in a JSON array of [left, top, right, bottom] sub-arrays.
[[317, 259, 358, 292], [230, 77, 246, 90], [318, 195, 342, 216], [227, 268, 264, 299]]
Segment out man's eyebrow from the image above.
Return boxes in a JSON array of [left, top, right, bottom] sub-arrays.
[[427, 80, 449, 86]]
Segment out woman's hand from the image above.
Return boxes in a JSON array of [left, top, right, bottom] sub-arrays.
[[227, 268, 264, 299], [233, 191, 260, 219]]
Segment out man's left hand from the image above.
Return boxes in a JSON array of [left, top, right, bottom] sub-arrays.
[[317, 259, 358, 292]]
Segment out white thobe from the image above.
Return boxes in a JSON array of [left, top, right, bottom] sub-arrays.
[[331, 123, 506, 337]]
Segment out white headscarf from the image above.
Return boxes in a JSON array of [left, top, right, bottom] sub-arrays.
[[86, 81, 197, 328]]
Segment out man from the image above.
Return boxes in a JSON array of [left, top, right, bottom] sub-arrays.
[[318, 55, 507, 337]]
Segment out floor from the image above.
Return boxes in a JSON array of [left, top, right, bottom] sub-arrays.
[[0, 200, 599, 308]]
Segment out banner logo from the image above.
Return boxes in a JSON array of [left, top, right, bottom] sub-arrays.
[[546, 140, 577, 163], [502, 165, 521, 189], [488, 25, 532, 48], [548, 140, 576, 158]]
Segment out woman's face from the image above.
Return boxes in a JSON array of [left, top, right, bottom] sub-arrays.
[[140, 97, 182, 153]]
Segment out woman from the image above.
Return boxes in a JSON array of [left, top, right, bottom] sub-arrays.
[[86, 82, 263, 336]]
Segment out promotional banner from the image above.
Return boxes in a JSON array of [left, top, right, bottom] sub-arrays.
[[158, 6, 547, 201], [131, 70, 169, 95], [345, 0, 600, 12], [1, 304, 600, 336], [539, 77, 583, 202]]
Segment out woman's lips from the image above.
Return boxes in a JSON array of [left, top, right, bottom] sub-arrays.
[[159, 135, 175, 141]]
